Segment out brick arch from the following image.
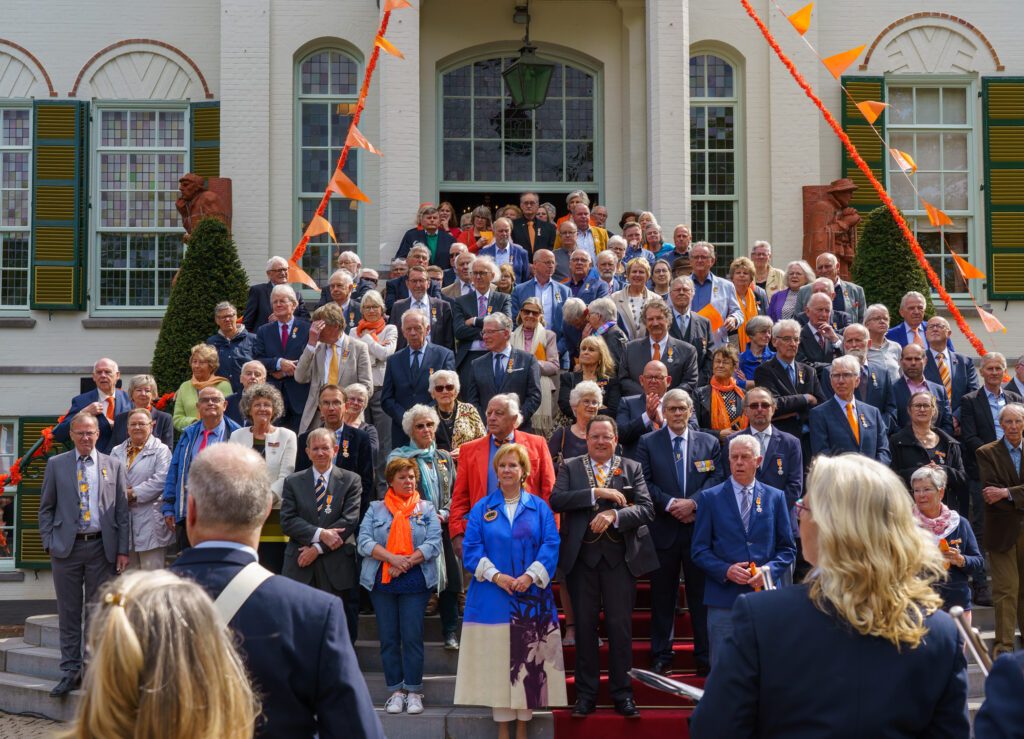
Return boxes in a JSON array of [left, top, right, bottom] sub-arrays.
[[70, 39, 213, 98], [0, 39, 57, 97], [860, 13, 1004, 72]]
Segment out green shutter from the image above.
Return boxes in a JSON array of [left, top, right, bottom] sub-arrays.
[[31, 101, 88, 310], [840, 76, 886, 216], [190, 101, 220, 179], [14, 417, 62, 569], [983, 78, 1024, 300]]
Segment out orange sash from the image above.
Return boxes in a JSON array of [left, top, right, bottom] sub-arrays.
[[382, 488, 421, 583]]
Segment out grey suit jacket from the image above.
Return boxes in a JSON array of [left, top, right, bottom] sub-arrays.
[[280, 466, 362, 592], [795, 280, 866, 323], [38, 449, 129, 563], [294, 335, 373, 433]]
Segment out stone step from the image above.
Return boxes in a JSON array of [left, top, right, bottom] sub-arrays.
[[364, 673, 456, 705], [355, 640, 461, 675], [23, 616, 59, 649], [377, 707, 553, 739], [0, 639, 62, 681], [0, 671, 80, 722]]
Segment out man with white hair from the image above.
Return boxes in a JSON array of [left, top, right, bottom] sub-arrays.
[[385, 244, 441, 315], [465, 313, 543, 431], [480, 217, 530, 283], [923, 315, 979, 425], [396, 205, 457, 267], [593, 245, 625, 293], [692, 433, 795, 666], [52, 358, 132, 454], [794, 251, 866, 323], [885, 290, 955, 350], [314, 268, 361, 327], [452, 255, 512, 376], [797, 292, 845, 376], [809, 355, 891, 463], [820, 323, 898, 433], [253, 283, 312, 431], [243, 255, 310, 330], [794, 278, 851, 332]]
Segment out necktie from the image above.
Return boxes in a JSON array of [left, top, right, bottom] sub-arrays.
[[678, 313, 689, 337], [740, 486, 752, 530], [494, 353, 506, 388], [912, 328, 924, 347], [198, 429, 214, 452], [411, 349, 421, 376], [755, 432, 767, 464], [673, 435, 687, 492], [846, 402, 860, 445], [105, 397, 115, 421], [314, 475, 327, 515], [594, 463, 607, 487], [653, 341, 661, 361], [281, 322, 290, 350], [936, 353, 952, 402], [77, 456, 92, 530], [527, 221, 536, 250], [477, 294, 488, 319], [327, 345, 339, 386], [787, 363, 797, 388], [817, 331, 825, 351]]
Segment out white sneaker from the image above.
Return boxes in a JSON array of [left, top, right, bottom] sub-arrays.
[[385, 692, 406, 714], [406, 692, 424, 714]]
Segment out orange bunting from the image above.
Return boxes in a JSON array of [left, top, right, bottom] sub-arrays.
[[952, 252, 986, 280], [975, 302, 1007, 333], [856, 100, 887, 124], [375, 35, 404, 59], [822, 45, 866, 79], [922, 200, 954, 227], [890, 148, 917, 174], [346, 125, 382, 156], [327, 169, 371, 203], [305, 214, 338, 244], [288, 259, 322, 291], [383, 0, 414, 10], [788, 3, 814, 35]]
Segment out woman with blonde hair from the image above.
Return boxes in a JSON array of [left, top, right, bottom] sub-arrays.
[[611, 257, 659, 340], [691, 454, 970, 737], [66, 570, 258, 739], [172, 344, 234, 431], [512, 297, 560, 438], [559, 335, 621, 420], [728, 256, 768, 351]]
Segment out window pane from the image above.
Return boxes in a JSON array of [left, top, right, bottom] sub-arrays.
[[708, 152, 734, 195], [473, 59, 502, 97], [130, 111, 157, 148], [944, 172, 968, 211], [890, 174, 915, 212], [943, 133, 967, 170], [916, 88, 940, 124], [302, 148, 328, 192], [565, 99, 593, 140], [159, 111, 186, 148], [942, 88, 966, 125], [0, 232, 28, 306], [473, 141, 501, 180], [101, 111, 129, 147], [535, 99, 563, 140], [2, 110, 30, 146], [916, 133, 941, 171], [706, 107, 733, 149], [504, 140, 532, 181], [443, 98, 471, 138], [443, 141, 471, 181], [330, 52, 358, 95], [917, 172, 942, 205], [566, 142, 593, 181], [691, 106, 706, 149], [690, 55, 706, 98], [691, 152, 706, 196], [473, 98, 501, 139], [536, 142, 563, 182], [444, 66, 471, 96], [503, 108, 533, 140], [706, 56, 734, 98], [302, 103, 329, 147], [565, 67, 593, 97], [302, 52, 330, 95], [888, 88, 913, 124]]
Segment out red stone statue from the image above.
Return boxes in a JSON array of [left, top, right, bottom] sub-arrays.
[[176, 173, 229, 240], [803, 178, 861, 279]]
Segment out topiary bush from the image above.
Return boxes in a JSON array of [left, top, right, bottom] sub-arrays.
[[851, 205, 934, 322], [151, 218, 250, 400]]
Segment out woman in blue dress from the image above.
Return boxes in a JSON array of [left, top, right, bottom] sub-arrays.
[[454, 443, 566, 738]]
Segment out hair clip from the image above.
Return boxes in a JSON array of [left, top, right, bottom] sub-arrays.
[[104, 592, 126, 608]]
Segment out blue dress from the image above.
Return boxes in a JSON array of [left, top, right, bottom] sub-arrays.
[[453, 490, 567, 710]]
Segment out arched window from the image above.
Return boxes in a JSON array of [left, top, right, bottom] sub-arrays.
[[690, 53, 740, 273], [440, 55, 598, 190], [295, 49, 361, 286]]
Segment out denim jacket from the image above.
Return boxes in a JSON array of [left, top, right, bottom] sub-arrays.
[[357, 499, 443, 591]]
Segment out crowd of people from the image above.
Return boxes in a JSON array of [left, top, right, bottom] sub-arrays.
[[37, 190, 1024, 737]]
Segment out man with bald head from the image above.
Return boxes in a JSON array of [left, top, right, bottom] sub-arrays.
[[243, 256, 311, 330], [616, 360, 698, 460], [820, 323, 898, 433], [480, 216, 531, 283], [512, 248, 573, 356], [794, 252, 865, 323], [923, 315, 978, 426], [52, 358, 133, 454], [512, 192, 557, 257], [796, 292, 844, 375], [573, 202, 608, 263], [893, 343, 955, 435], [795, 278, 852, 332]]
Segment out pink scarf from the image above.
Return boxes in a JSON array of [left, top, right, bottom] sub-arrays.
[[912, 504, 956, 537]]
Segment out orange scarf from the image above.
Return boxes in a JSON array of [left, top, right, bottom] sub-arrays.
[[356, 316, 388, 340], [192, 376, 230, 393], [736, 287, 759, 352], [382, 488, 420, 583], [710, 377, 748, 432]]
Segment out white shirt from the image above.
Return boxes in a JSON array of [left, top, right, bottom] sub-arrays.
[[193, 540, 259, 561], [588, 456, 621, 526], [930, 347, 951, 371], [730, 477, 754, 518], [492, 243, 512, 266], [650, 335, 669, 359], [750, 425, 773, 463], [576, 228, 597, 262], [534, 279, 555, 326], [470, 290, 492, 351], [408, 295, 432, 341]]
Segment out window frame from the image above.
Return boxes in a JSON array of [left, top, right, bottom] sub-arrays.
[[0, 417, 18, 570], [89, 100, 190, 316], [0, 102, 33, 313]]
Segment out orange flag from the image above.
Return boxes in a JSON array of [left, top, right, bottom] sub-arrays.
[[822, 45, 866, 79], [856, 100, 887, 124], [696, 303, 724, 332], [346, 125, 382, 156], [952, 252, 986, 280], [288, 259, 321, 291], [975, 302, 1007, 333], [327, 168, 371, 203], [383, 0, 413, 10], [305, 214, 338, 244], [922, 200, 954, 227], [890, 148, 917, 174], [375, 35, 404, 59], [788, 3, 814, 35]]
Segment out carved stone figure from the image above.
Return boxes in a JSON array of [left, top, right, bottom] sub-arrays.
[[176, 173, 228, 240], [803, 178, 861, 279]]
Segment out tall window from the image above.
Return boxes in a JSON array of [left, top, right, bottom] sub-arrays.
[[887, 82, 974, 294], [1, 108, 31, 308], [690, 54, 739, 275], [95, 107, 188, 309], [0, 419, 15, 564], [441, 56, 597, 188], [296, 50, 360, 287]]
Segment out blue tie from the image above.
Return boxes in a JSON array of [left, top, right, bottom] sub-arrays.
[[740, 486, 752, 531], [786, 362, 796, 387], [411, 349, 421, 377], [494, 353, 506, 390], [673, 435, 687, 494]]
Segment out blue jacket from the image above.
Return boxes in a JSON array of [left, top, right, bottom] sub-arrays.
[[924, 349, 980, 418], [691, 479, 796, 609], [886, 321, 955, 351], [161, 417, 241, 521], [562, 276, 609, 305], [975, 651, 1024, 739], [616, 393, 698, 460], [721, 426, 803, 511], [52, 388, 132, 454], [511, 278, 572, 354], [357, 498, 442, 591], [206, 329, 257, 394], [821, 361, 899, 434], [380, 344, 456, 447], [809, 398, 891, 465], [480, 243, 531, 284], [253, 318, 312, 417]]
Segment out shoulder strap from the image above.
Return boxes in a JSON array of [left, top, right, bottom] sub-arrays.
[[213, 561, 273, 625]]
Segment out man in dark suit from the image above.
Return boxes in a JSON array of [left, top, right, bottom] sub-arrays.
[[314, 268, 363, 329], [793, 277, 852, 333], [796, 293, 844, 375], [923, 316, 979, 427], [1005, 356, 1024, 398], [38, 413, 129, 696], [550, 415, 658, 718], [479, 217, 531, 283], [511, 249, 573, 355], [452, 255, 512, 376], [441, 250, 475, 303], [563, 248, 610, 304], [512, 192, 556, 258], [441, 242, 467, 287], [553, 220, 578, 282], [242, 256, 311, 330], [617, 362, 700, 461], [561, 297, 588, 370], [253, 284, 312, 432], [395, 205, 457, 268], [893, 343, 955, 435], [636, 388, 724, 676], [281, 428, 363, 643], [385, 244, 442, 315], [668, 277, 713, 384], [618, 299, 699, 398], [819, 323, 898, 434], [810, 356, 891, 464], [381, 310, 456, 447], [464, 313, 543, 432], [170, 443, 383, 738], [975, 651, 1024, 735], [52, 358, 133, 454], [754, 319, 826, 461], [389, 266, 455, 350]]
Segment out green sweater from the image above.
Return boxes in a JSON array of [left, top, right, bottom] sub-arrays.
[[173, 379, 234, 431]]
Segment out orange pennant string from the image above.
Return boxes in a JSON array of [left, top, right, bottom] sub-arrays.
[[855, 100, 887, 124], [974, 301, 1007, 333], [890, 148, 917, 173], [327, 169, 371, 203], [346, 125, 382, 156], [787, 3, 813, 35], [922, 200, 954, 227], [375, 35, 404, 59], [306, 214, 339, 244], [822, 45, 866, 79], [288, 259, 322, 291], [952, 252, 986, 280], [383, 0, 414, 10]]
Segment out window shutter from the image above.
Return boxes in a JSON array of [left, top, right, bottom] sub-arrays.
[[31, 101, 88, 310], [190, 101, 220, 179], [983, 78, 1024, 300], [840, 76, 886, 215], [14, 416, 62, 569]]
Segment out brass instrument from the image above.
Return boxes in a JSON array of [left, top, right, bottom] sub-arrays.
[[948, 605, 992, 677]]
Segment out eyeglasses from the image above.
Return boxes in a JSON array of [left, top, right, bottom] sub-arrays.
[[472, 270, 492, 277], [434, 384, 455, 392], [269, 267, 289, 274], [794, 498, 811, 520], [414, 422, 436, 430], [831, 372, 857, 380], [519, 309, 541, 316], [746, 402, 772, 409], [910, 403, 934, 410]]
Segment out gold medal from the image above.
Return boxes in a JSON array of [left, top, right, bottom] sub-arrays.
[[484, 509, 498, 522], [342, 439, 350, 458]]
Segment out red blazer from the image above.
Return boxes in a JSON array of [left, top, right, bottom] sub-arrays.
[[448, 430, 556, 538]]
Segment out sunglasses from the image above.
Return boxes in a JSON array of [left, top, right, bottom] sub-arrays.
[[434, 384, 455, 392]]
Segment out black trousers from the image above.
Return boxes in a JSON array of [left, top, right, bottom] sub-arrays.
[[650, 527, 709, 670]]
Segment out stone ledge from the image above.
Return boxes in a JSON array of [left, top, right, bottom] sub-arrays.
[[81, 318, 163, 329], [0, 318, 36, 329], [0, 366, 150, 374], [0, 572, 25, 582]]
